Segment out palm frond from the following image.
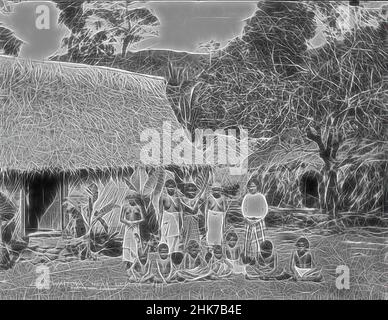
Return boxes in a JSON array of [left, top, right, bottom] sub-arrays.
[[130, 167, 148, 194], [0, 192, 17, 221]]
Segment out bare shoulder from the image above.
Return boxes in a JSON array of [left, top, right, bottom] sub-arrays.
[[196, 255, 206, 267], [291, 250, 298, 260], [175, 196, 183, 206], [304, 251, 312, 261], [121, 204, 129, 211]]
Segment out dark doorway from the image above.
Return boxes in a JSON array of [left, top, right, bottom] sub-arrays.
[[300, 171, 321, 208], [25, 174, 61, 234]]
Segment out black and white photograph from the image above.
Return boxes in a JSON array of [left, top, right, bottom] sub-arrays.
[[0, 0, 386, 302]]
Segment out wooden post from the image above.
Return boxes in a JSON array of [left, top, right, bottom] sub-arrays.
[[349, 0, 360, 30], [59, 174, 68, 231], [20, 183, 26, 238]]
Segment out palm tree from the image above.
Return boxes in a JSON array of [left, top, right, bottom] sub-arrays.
[[116, 3, 160, 57], [64, 167, 165, 258], [64, 182, 120, 259], [122, 167, 165, 242], [83, 1, 160, 57], [166, 62, 203, 142]]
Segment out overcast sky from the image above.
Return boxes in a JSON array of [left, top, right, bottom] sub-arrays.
[[0, 1, 386, 60]]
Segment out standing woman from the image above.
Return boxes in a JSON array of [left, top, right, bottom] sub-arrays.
[[241, 178, 268, 260], [159, 179, 182, 253], [181, 183, 206, 248], [120, 193, 144, 271]]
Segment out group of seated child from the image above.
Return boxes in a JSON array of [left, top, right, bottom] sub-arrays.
[[126, 231, 322, 284]]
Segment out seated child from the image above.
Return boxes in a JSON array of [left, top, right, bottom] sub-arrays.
[[179, 240, 212, 282], [64, 202, 86, 238], [183, 240, 207, 269], [153, 243, 173, 284], [169, 251, 186, 282], [204, 246, 214, 264], [290, 237, 323, 282], [225, 231, 245, 274], [245, 240, 291, 280], [208, 245, 233, 279], [171, 251, 184, 267], [128, 235, 153, 283]]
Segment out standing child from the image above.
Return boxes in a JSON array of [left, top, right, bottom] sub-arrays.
[[205, 183, 227, 248], [120, 193, 144, 271], [290, 237, 323, 282]]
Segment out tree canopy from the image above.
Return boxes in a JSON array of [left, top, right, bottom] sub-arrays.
[[51, 0, 160, 64]]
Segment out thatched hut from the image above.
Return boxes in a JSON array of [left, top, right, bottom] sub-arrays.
[[249, 142, 386, 216], [0, 55, 187, 239]]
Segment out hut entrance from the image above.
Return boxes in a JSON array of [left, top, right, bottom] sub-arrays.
[[300, 171, 321, 208], [25, 174, 63, 234]]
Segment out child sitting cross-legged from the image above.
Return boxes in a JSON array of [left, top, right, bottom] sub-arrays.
[[168, 251, 186, 282], [245, 240, 292, 281], [179, 240, 212, 282], [208, 245, 233, 279], [128, 235, 153, 283], [153, 243, 173, 284], [290, 237, 323, 282]]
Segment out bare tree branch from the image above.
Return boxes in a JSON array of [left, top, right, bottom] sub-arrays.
[[306, 126, 326, 152]]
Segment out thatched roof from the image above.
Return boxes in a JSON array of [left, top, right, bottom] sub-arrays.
[[0, 55, 183, 173]]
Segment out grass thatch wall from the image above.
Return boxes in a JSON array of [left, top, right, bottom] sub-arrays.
[[250, 161, 386, 215], [0, 55, 181, 173]]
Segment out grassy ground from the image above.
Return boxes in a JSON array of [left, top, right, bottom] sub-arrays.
[[0, 228, 386, 300]]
